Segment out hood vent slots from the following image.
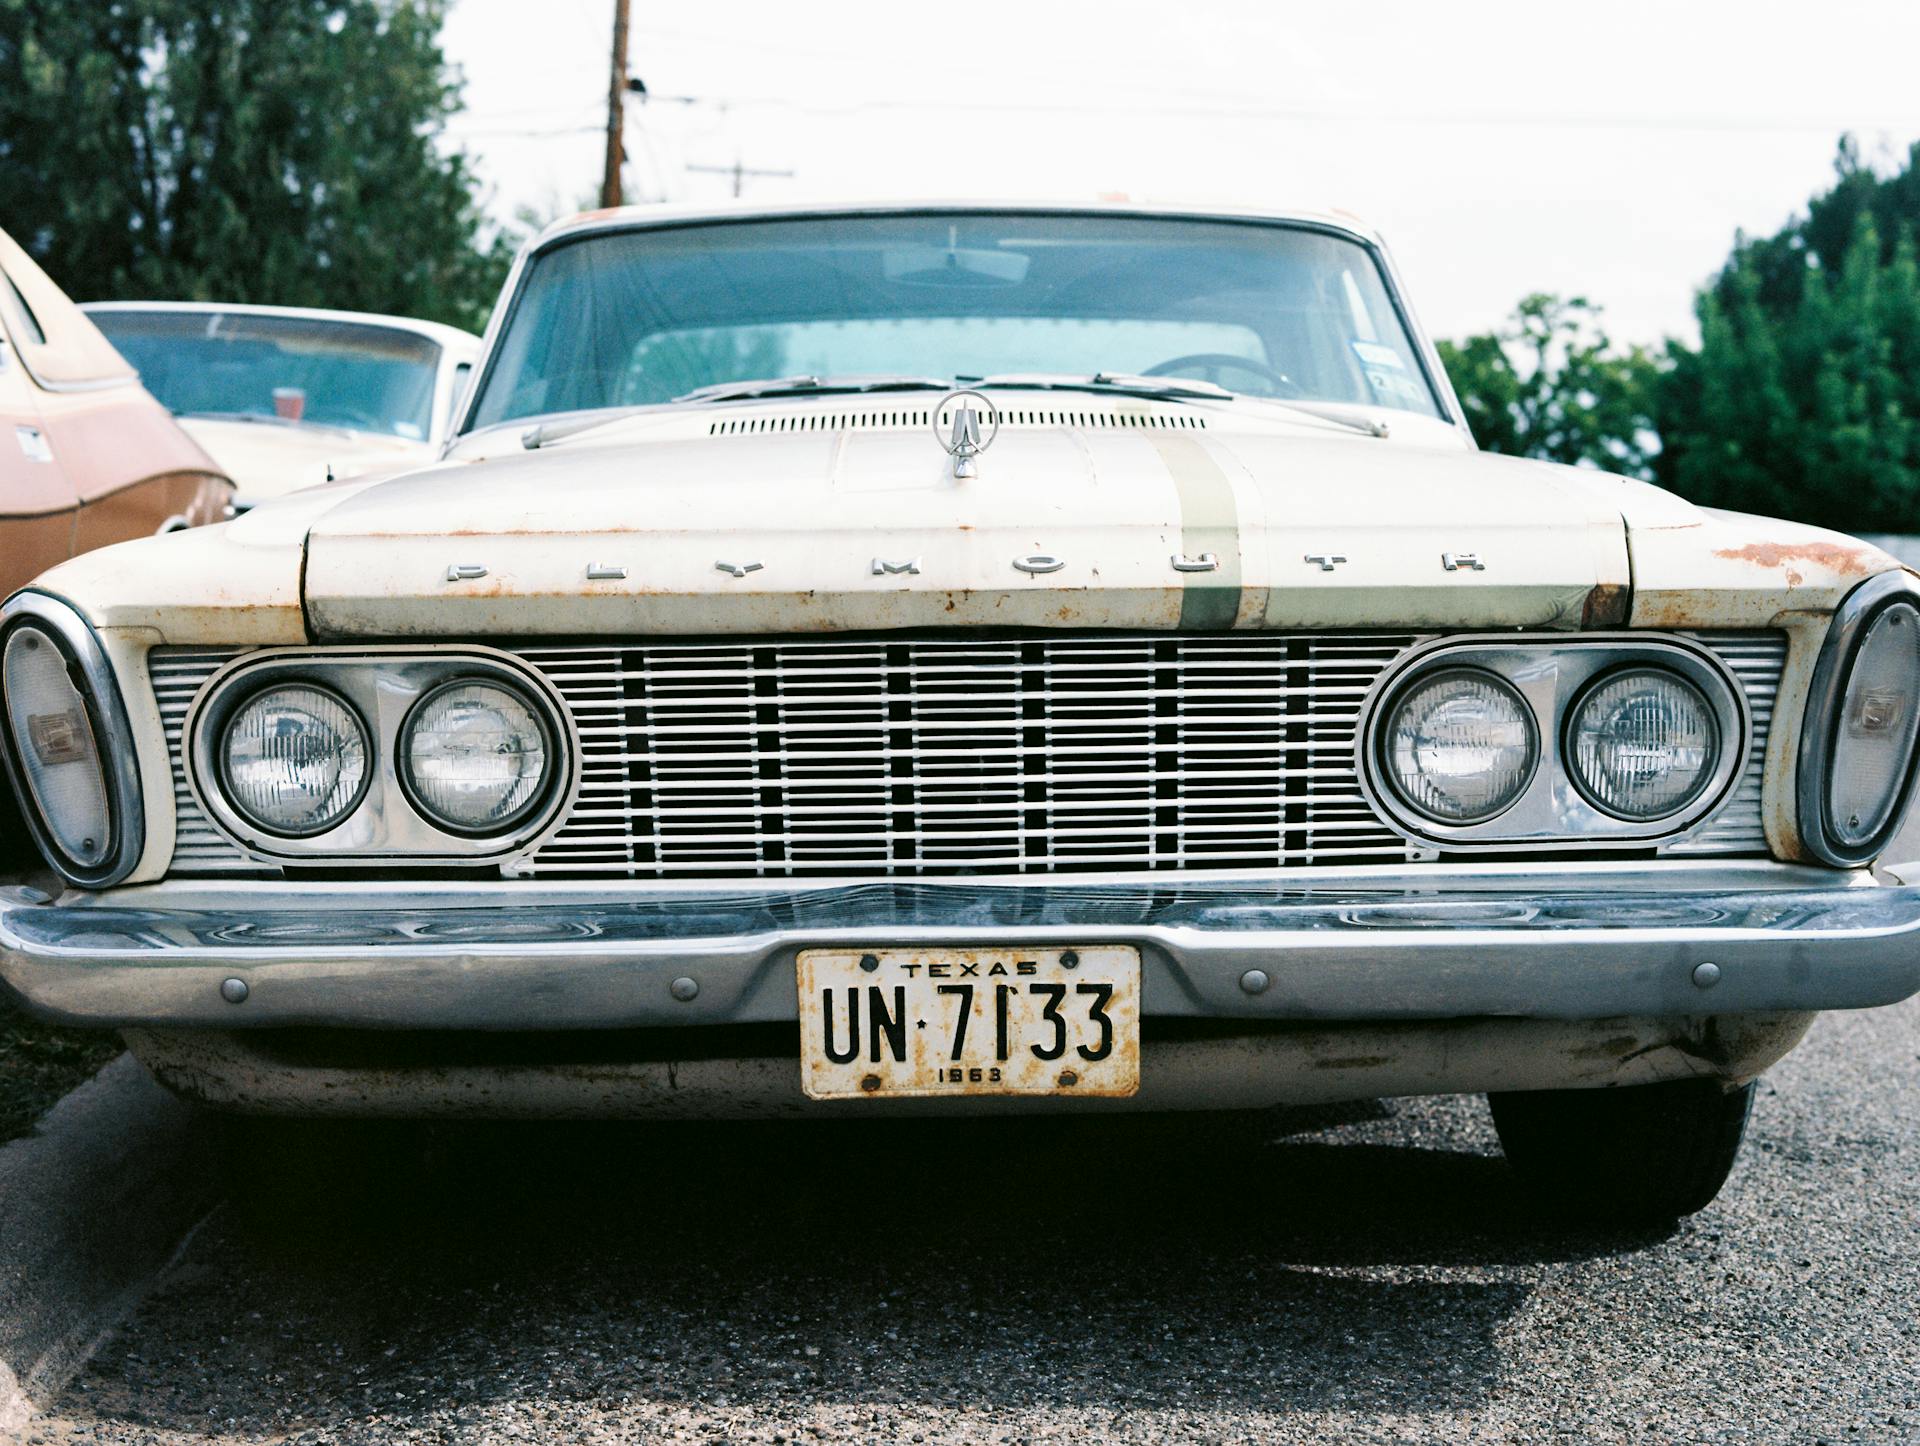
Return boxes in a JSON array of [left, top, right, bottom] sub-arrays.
[[709, 409, 1207, 437]]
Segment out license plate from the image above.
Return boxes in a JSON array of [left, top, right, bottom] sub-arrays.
[[795, 946, 1141, 1100]]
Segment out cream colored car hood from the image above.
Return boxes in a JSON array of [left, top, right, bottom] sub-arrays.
[[299, 404, 1636, 638], [179, 416, 433, 504]]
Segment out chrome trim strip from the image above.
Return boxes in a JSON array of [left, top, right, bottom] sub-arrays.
[[1797, 571, 1920, 867], [0, 591, 145, 887], [5, 864, 1917, 1030]]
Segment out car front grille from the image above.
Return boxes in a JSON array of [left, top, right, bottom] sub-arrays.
[[150, 630, 1787, 879]]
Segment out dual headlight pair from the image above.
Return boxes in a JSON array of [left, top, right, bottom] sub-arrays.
[[219, 679, 549, 839], [1381, 665, 1720, 826], [184, 650, 570, 860], [1361, 635, 1754, 849]]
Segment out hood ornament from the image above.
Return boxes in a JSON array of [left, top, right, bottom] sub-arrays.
[[934, 389, 999, 479]]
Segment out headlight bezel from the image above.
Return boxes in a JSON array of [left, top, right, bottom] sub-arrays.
[[0, 591, 145, 887], [1797, 572, 1920, 867], [186, 647, 575, 864], [1359, 634, 1749, 851]]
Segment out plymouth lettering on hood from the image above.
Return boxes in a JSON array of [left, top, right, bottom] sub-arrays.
[[297, 400, 1632, 638]]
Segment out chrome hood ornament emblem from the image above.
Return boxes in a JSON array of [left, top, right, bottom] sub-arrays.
[[934, 389, 999, 479]]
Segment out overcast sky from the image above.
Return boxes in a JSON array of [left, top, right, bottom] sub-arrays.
[[439, 0, 1920, 349]]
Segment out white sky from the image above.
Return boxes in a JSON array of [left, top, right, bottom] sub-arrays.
[[439, 0, 1920, 349]]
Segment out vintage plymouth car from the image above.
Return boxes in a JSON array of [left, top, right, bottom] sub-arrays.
[[6, 202, 1920, 1224], [81, 302, 480, 512]]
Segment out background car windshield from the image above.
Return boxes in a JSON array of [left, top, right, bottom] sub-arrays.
[[92, 310, 440, 440], [468, 214, 1444, 428]]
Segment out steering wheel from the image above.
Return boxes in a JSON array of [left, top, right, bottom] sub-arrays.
[[1141, 353, 1302, 397]]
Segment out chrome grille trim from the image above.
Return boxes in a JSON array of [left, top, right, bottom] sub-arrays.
[[1663, 630, 1787, 856], [149, 647, 259, 874], [149, 630, 1789, 879]]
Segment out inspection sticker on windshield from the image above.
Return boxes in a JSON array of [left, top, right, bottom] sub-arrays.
[[1352, 340, 1407, 368], [796, 946, 1141, 1100]]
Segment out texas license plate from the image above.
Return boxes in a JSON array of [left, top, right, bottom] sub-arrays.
[[795, 946, 1141, 1100]]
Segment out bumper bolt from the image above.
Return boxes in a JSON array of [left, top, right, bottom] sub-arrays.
[[670, 976, 700, 1002], [219, 977, 249, 1005], [1058, 1069, 1079, 1087], [1692, 961, 1722, 990], [861, 1074, 882, 1093], [1060, 950, 1079, 969], [859, 953, 880, 972], [1240, 968, 1271, 995]]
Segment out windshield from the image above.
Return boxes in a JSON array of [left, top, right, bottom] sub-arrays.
[[467, 213, 1444, 430], [90, 309, 441, 440]]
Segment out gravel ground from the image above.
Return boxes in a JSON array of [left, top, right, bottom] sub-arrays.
[[17, 990, 1920, 1446]]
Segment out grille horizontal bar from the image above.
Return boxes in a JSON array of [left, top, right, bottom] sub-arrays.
[[150, 630, 1787, 880]]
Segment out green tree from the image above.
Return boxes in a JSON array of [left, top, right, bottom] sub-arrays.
[[1657, 141, 1920, 533], [0, 0, 510, 331], [1438, 294, 1660, 478]]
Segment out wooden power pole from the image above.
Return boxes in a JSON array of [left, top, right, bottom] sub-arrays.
[[600, 0, 631, 209]]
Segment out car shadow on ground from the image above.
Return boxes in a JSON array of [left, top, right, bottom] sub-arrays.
[[62, 1101, 1675, 1435]]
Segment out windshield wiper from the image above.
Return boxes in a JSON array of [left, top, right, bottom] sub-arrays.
[[969, 372, 1234, 403], [521, 375, 957, 450], [672, 374, 952, 405], [180, 410, 361, 437], [1240, 398, 1393, 438], [970, 374, 1391, 436]]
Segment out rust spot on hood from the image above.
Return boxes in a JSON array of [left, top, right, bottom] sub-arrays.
[[1713, 540, 1879, 579], [1581, 581, 1630, 628]]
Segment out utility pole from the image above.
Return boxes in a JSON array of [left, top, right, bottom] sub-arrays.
[[687, 155, 795, 198], [600, 0, 632, 209]]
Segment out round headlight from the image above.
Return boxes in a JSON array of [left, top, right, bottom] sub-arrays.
[[400, 679, 551, 835], [221, 684, 370, 837], [1382, 668, 1537, 824], [1828, 600, 1920, 851], [1567, 668, 1720, 821]]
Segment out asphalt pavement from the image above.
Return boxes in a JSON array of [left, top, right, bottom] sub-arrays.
[[11, 981, 1917, 1445], [14, 812, 1920, 1446]]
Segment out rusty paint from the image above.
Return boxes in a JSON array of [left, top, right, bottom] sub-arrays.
[[1311, 1054, 1393, 1070], [1712, 540, 1880, 577], [1580, 580, 1631, 628], [123, 1012, 1822, 1121]]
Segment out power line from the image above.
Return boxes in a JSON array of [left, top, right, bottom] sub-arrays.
[[687, 156, 795, 198], [595, 89, 1920, 138]]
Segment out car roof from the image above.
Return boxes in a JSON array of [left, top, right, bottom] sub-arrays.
[[79, 300, 482, 355], [530, 198, 1385, 255]]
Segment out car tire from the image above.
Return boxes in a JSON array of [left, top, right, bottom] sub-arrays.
[[1487, 1077, 1756, 1225]]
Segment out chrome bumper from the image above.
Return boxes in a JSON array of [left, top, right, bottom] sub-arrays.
[[4, 863, 1920, 1031]]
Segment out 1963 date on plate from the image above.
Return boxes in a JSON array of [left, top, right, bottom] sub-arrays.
[[795, 946, 1142, 1100]]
